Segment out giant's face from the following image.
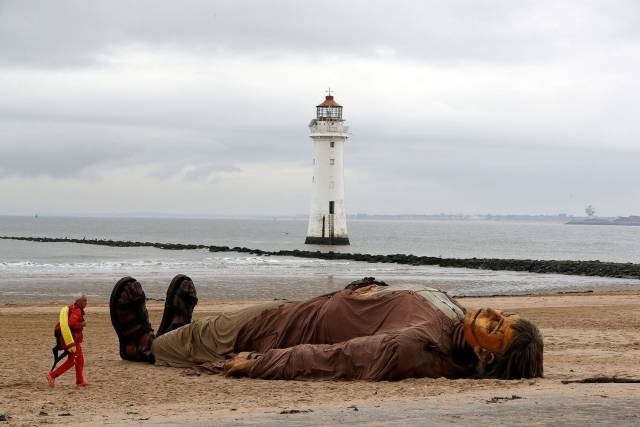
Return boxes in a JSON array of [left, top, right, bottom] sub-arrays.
[[463, 308, 519, 353]]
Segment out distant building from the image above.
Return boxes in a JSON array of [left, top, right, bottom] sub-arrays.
[[305, 91, 350, 245]]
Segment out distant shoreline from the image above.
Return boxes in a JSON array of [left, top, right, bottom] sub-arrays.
[[0, 213, 601, 222], [566, 216, 640, 226], [349, 214, 573, 222], [5, 213, 640, 224]]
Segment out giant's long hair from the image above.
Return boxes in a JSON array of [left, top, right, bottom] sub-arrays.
[[484, 318, 544, 379]]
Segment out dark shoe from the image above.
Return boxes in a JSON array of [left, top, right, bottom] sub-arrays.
[[109, 276, 155, 363], [157, 274, 198, 337]]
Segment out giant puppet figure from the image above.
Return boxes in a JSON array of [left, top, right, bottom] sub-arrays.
[[109, 275, 543, 381]]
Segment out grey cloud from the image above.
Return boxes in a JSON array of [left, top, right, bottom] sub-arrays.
[[0, 118, 307, 178], [182, 164, 238, 182], [0, 122, 140, 177], [1, 1, 639, 216], [2, 1, 640, 67], [348, 141, 640, 215], [349, 136, 639, 189]]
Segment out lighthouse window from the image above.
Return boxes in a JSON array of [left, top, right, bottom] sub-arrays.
[[330, 141, 334, 148], [329, 158, 335, 165], [329, 181, 335, 189], [313, 158, 315, 165]]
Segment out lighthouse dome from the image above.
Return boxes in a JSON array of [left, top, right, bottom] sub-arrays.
[[316, 95, 343, 121]]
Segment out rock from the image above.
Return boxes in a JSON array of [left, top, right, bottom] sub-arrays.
[[486, 395, 523, 404], [279, 409, 313, 414]]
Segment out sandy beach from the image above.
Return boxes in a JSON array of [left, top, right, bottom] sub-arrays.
[[1, 289, 639, 426]]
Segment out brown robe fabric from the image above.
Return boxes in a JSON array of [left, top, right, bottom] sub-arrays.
[[152, 285, 477, 380]]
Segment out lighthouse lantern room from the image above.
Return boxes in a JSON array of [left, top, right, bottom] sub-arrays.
[[305, 90, 350, 245]]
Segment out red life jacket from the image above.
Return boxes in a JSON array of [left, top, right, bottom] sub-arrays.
[[54, 303, 85, 350]]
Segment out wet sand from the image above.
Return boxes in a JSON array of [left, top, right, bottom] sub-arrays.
[[1, 290, 639, 426]]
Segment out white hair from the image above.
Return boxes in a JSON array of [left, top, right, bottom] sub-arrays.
[[73, 292, 87, 302]]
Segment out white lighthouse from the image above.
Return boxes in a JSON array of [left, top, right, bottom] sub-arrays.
[[305, 90, 350, 245]]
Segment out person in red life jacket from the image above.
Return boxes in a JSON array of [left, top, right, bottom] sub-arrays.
[[46, 294, 89, 388]]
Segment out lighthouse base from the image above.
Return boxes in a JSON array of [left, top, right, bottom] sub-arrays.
[[304, 236, 350, 246]]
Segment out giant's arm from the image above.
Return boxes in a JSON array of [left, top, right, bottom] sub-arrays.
[[247, 333, 400, 380], [235, 326, 467, 381]]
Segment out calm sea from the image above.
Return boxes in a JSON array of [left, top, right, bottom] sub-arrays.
[[1, 216, 639, 302]]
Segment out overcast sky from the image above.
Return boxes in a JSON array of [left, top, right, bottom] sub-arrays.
[[1, 0, 639, 217]]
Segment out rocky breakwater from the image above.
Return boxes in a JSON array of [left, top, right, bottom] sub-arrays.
[[2, 236, 639, 280]]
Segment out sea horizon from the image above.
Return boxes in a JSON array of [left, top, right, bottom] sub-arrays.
[[0, 212, 627, 220]]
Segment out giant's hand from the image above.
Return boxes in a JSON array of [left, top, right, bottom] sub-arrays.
[[223, 353, 260, 377]]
